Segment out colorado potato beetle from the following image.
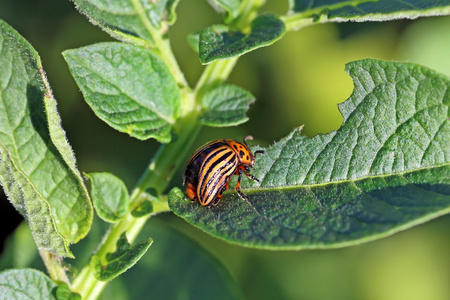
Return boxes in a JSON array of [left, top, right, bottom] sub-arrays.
[[183, 136, 264, 206]]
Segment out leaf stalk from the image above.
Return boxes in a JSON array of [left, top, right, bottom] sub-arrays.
[[39, 249, 69, 285]]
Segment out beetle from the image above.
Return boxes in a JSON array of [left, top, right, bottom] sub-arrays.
[[183, 136, 264, 206]]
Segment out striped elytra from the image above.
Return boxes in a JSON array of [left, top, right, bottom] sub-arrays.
[[183, 136, 264, 206]]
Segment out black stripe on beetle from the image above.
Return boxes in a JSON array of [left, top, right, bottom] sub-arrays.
[[198, 146, 237, 205]]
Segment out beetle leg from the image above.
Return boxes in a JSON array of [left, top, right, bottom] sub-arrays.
[[208, 182, 229, 207], [254, 150, 265, 156], [235, 169, 249, 201], [247, 173, 261, 183], [224, 181, 230, 192], [241, 165, 261, 184], [236, 189, 248, 201], [186, 183, 198, 201], [209, 193, 222, 206]]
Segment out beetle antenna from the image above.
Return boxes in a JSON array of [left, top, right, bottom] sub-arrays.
[[243, 135, 253, 145]]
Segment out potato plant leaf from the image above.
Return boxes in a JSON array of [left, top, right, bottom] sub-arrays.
[[0, 145, 71, 257], [199, 13, 286, 64], [86, 172, 129, 223], [199, 84, 255, 127], [63, 42, 181, 142], [208, 0, 241, 22], [71, 0, 180, 45], [0, 20, 92, 257], [91, 233, 153, 281], [131, 200, 153, 218], [105, 220, 244, 299], [0, 269, 57, 300], [169, 59, 450, 249], [55, 282, 82, 300], [187, 32, 200, 54], [289, 0, 450, 23]]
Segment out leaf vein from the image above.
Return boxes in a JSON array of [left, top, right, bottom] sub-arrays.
[[368, 102, 444, 174]]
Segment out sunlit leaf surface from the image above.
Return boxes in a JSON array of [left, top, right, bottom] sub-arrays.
[[170, 59, 450, 249]]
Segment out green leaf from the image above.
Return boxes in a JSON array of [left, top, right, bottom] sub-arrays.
[[187, 32, 200, 54], [0, 146, 70, 257], [103, 219, 244, 300], [0, 20, 92, 256], [72, 0, 180, 46], [55, 282, 82, 300], [169, 59, 450, 250], [63, 42, 181, 143], [208, 0, 241, 22], [199, 13, 286, 64], [288, 0, 450, 22], [86, 172, 129, 223], [67, 216, 110, 272], [131, 187, 172, 217], [91, 232, 153, 281], [199, 84, 255, 127], [0, 269, 57, 300], [162, 0, 180, 26], [131, 200, 153, 218]]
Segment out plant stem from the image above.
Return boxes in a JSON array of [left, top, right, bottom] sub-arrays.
[[71, 0, 262, 297], [131, 112, 202, 203], [129, 0, 188, 88], [233, 0, 264, 29], [154, 36, 188, 88], [71, 212, 152, 299], [281, 14, 315, 32], [194, 58, 238, 97], [40, 249, 69, 284], [71, 112, 199, 299]]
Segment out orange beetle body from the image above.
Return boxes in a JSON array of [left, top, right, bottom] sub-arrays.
[[183, 136, 263, 206]]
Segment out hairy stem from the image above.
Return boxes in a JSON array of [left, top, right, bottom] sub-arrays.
[[40, 249, 69, 284]]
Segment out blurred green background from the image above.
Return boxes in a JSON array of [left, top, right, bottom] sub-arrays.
[[0, 0, 449, 299]]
